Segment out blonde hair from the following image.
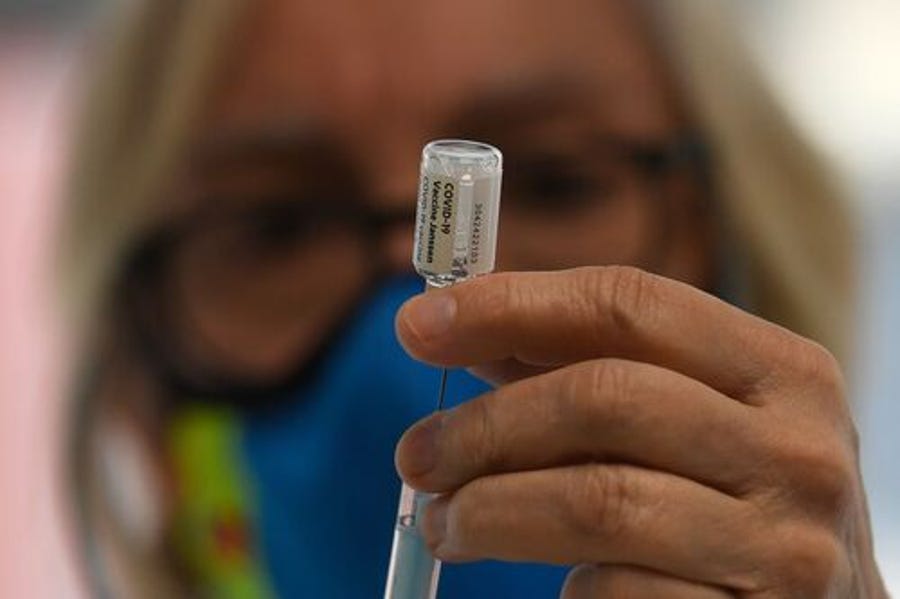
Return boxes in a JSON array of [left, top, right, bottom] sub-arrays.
[[61, 1, 856, 596], [62, 2, 247, 596], [652, 0, 855, 360], [61, 0, 247, 349]]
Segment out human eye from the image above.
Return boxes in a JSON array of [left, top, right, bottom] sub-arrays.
[[505, 153, 619, 213]]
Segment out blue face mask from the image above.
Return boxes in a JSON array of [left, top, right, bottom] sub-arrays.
[[239, 276, 565, 598]]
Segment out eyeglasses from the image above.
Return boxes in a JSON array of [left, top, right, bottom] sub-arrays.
[[118, 134, 710, 402]]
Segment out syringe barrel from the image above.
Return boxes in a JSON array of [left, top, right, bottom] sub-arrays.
[[413, 140, 503, 286], [383, 483, 440, 599]]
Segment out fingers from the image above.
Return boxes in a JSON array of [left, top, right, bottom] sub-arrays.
[[397, 359, 757, 495], [561, 565, 734, 599], [419, 464, 763, 591], [466, 357, 552, 387], [396, 267, 799, 399]]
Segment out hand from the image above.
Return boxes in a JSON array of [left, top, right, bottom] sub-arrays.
[[394, 267, 887, 598]]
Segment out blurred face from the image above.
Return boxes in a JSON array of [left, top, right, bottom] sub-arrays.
[[140, 0, 712, 391]]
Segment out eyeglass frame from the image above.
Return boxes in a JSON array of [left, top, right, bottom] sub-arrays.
[[115, 132, 713, 405]]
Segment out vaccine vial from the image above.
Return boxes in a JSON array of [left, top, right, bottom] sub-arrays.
[[413, 140, 503, 287]]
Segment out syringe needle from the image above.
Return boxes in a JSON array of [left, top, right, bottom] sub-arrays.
[[436, 368, 448, 411]]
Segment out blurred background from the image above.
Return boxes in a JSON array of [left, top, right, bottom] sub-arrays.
[[0, 0, 97, 597], [1, 0, 897, 596]]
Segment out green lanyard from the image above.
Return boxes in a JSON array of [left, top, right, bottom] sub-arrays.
[[167, 405, 275, 599]]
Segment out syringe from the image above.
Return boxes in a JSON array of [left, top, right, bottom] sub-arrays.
[[383, 140, 503, 599]]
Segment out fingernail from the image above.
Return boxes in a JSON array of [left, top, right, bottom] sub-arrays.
[[403, 293, 457, 341], [397, 414, 444, 479], [422, 499, 449, 553]]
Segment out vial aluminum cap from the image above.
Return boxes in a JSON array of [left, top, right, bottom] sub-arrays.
[[413, 139, 503, 286]]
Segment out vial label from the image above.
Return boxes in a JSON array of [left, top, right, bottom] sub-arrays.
[[468, 175, 501, 272], [416, 172, 459, 274], [470, 200, 484, 267]]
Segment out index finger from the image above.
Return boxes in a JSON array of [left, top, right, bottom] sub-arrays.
[[396, 266, 794, 399]]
